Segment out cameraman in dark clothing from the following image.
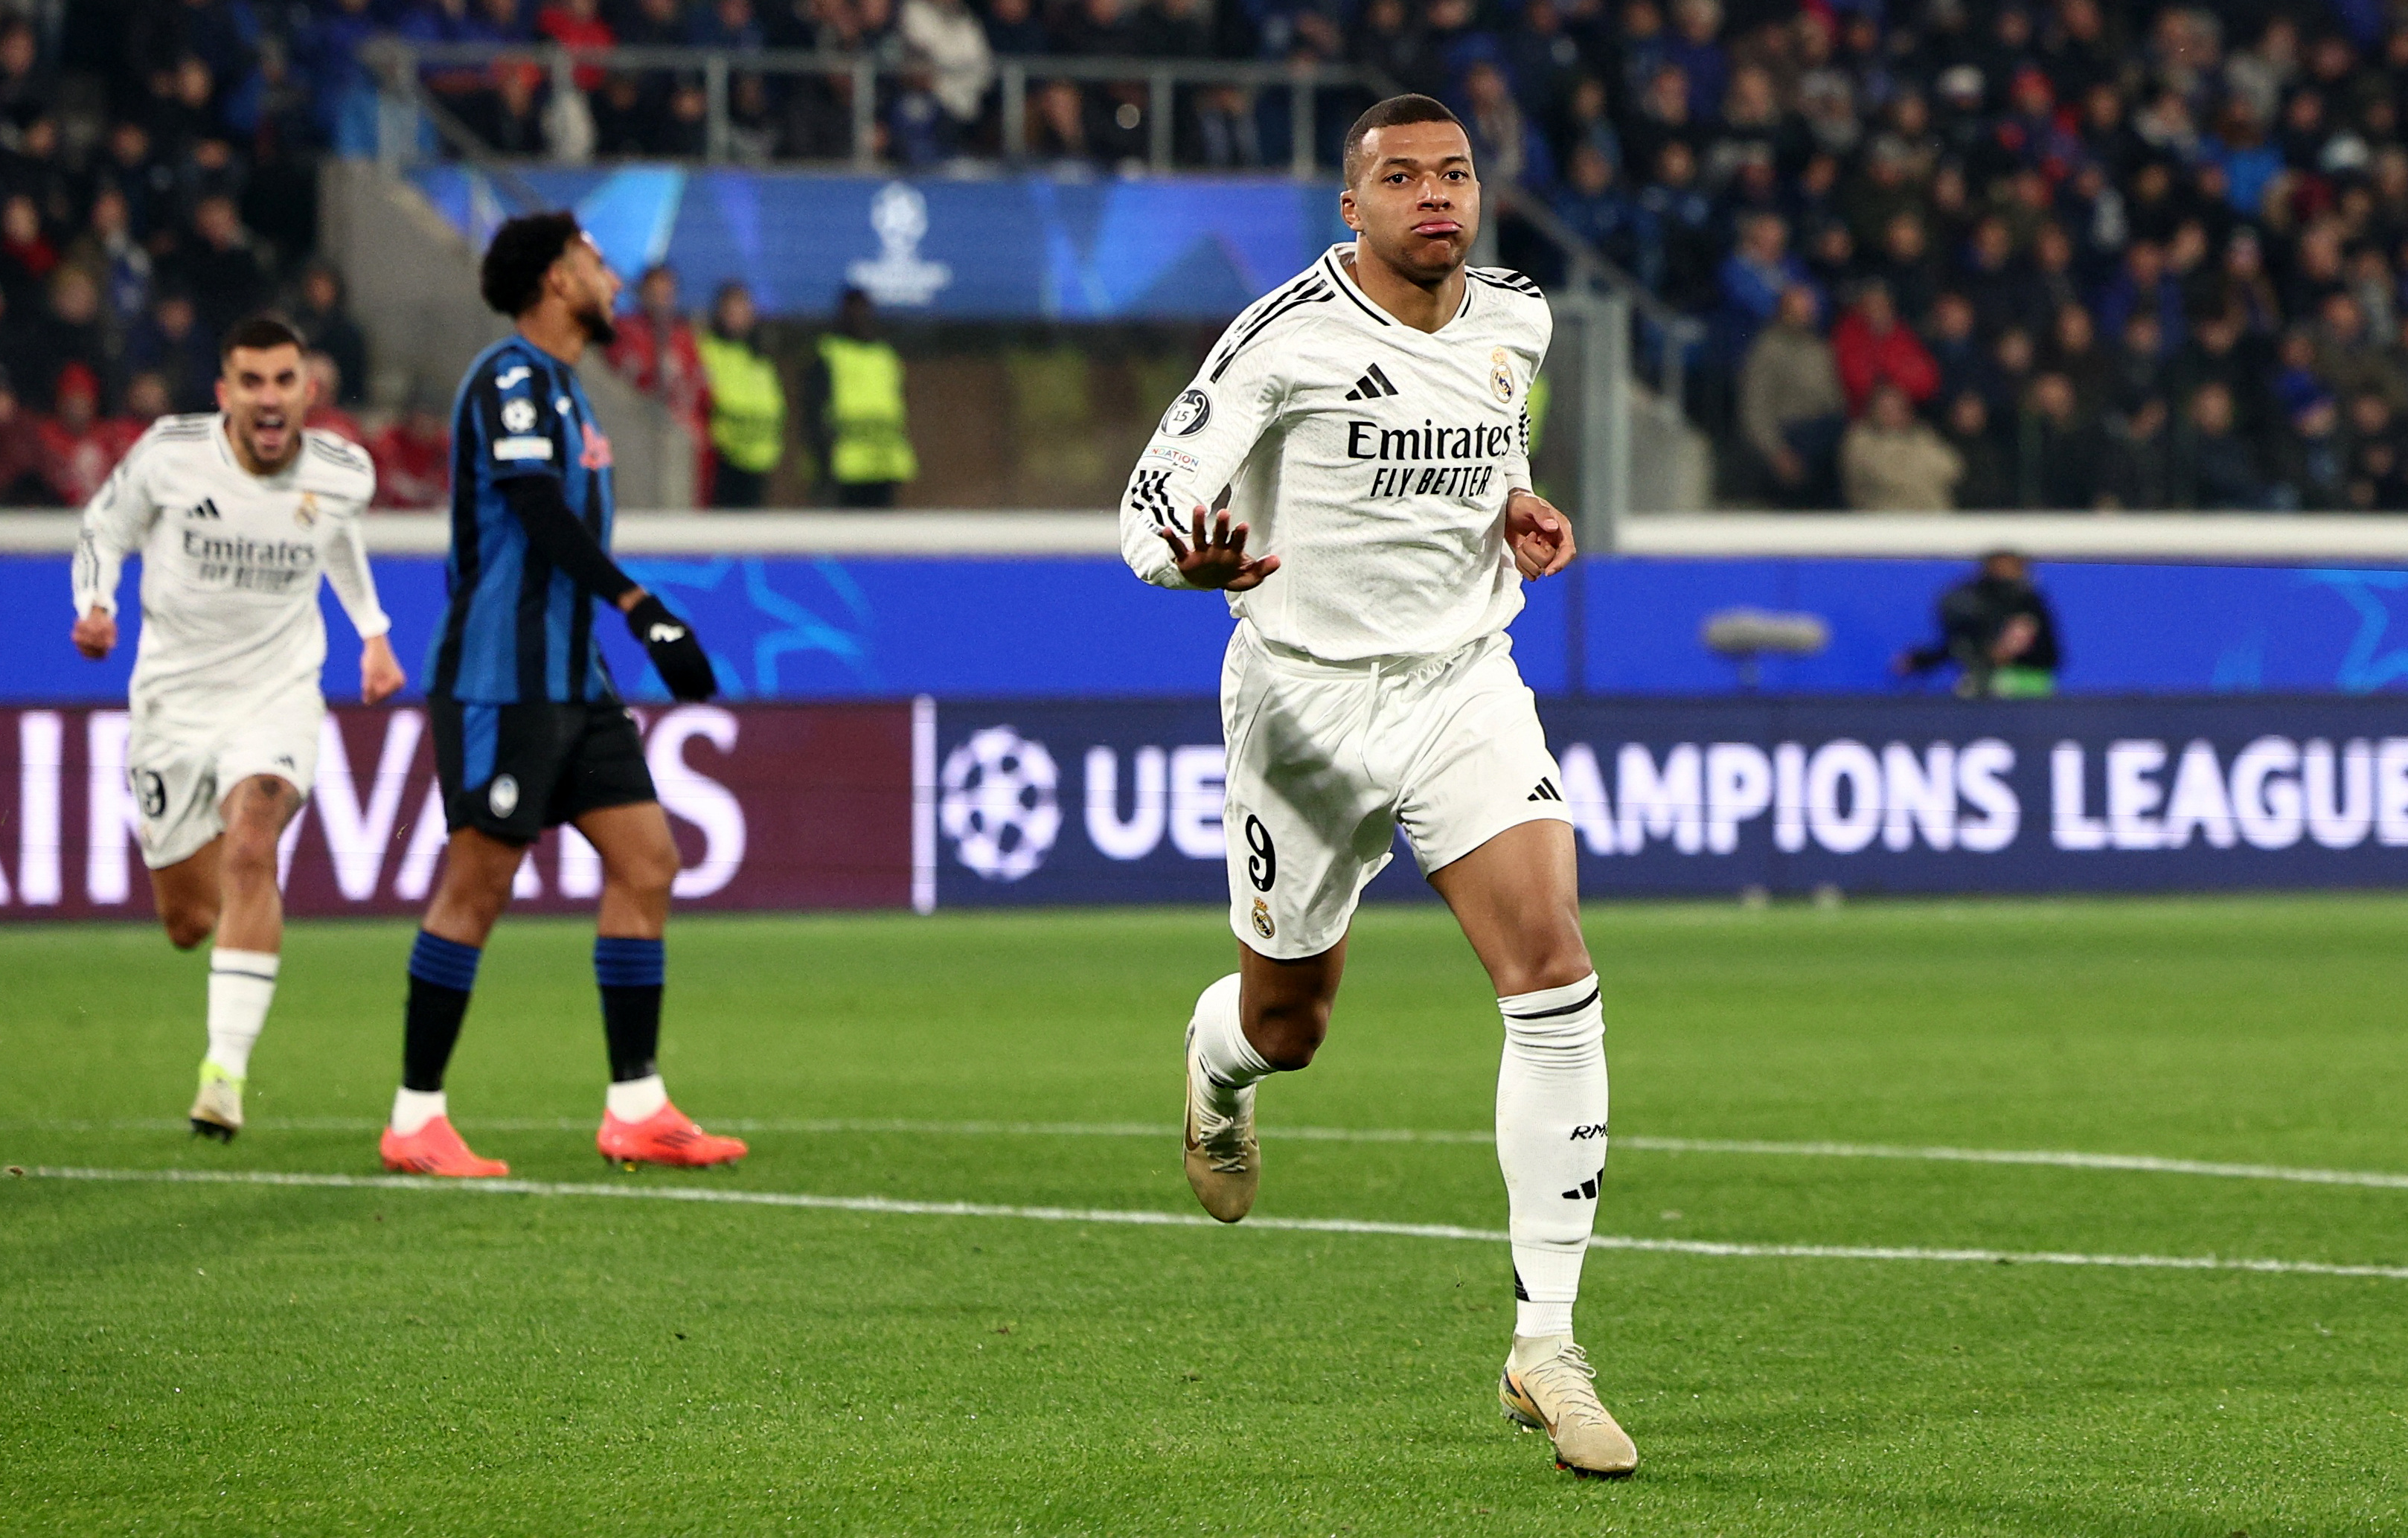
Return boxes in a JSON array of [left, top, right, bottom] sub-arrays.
[[1895, 549, 2063, 697]]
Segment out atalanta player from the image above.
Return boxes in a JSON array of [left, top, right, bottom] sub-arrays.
[[380, 211, 744, 1177]]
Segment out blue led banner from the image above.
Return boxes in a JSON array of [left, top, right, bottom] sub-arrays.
[[13, 551, 2408, 706], [410, 166, 1352, 319]]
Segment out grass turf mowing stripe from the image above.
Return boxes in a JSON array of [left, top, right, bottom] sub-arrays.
[[16, 1164, 2408, 1283], [10, 1118, 2408, 1192]]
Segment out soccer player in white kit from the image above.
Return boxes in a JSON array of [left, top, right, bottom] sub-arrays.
[[1118, 96, 1637, 1478], [71, 315, 404, 1140]]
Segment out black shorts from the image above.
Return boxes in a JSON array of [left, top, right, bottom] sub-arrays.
[[429, 698, 657, 844]]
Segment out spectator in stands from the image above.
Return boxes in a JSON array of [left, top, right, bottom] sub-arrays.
[[1551, 144, 1646, 278], [2343, 391, 2408, 511], [1842, 381, 1962, 510], [804, 286, 917, 509], [537, 0, 616, 92], [122, 371, 172, 426], [0, 367, 45, 502], [65, 188, 153, 345], [36, 362, 138, 507], [0, 191, 56, 316], [1459, 61, 1554, 193], [2095, 237, 2186, 356], [1737, 283, 1843, 508], [2043, 302, 2110, 419], [899, 0, 995, 150], [698, 281, 788, 508], [371, 397, 454, 509], [2016, 371, 2106, 509], [305, 353, 368, 444], [1832, 280, 1938, 417], [300, 0, 388, 156], [1940, 391, 2010, 511], [1895, 550, 2062, 698], [1713, 210, 1807, 364], [168, 196, 268, 347], [2171, 379, 2279, 511], [125, 290, 218, 414], [609, 263, 711, 490], [292, 265, 370, 408], [1637, 141, 1714, 309]]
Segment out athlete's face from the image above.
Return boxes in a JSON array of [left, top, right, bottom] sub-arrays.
[[554, 234, 622, 346], [1342, 120, 1480, 282], [216, 342, 312, 473]]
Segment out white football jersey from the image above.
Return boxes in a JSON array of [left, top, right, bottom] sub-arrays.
[[73, 415, 387, 714], [1119, 243, 1549, 661]]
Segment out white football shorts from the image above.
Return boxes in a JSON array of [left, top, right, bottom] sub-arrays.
[[1219, 622, 1572, 959], [125, 682, 323, 869]]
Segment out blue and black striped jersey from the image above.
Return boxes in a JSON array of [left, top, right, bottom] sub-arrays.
[[426, 336, 619, 703]]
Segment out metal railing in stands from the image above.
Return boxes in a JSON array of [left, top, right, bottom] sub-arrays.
[[362, 39, 1389, 179]]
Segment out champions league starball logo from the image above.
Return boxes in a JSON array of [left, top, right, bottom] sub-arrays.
[[939, 727, 1061, 881]]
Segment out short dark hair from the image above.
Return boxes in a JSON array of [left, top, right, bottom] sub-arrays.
[[1341, 94, 1465, 185], [479, 210, 583, 318], [219, 313, 307, 362]]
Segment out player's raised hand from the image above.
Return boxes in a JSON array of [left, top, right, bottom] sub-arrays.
[[1162, 507, 1281, 592], [71, 607, 116, 660], [360, 634, 407, 705], [1504, 489, 1577, 580]]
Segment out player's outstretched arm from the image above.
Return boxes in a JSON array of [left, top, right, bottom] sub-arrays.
[[1504, 489, 1576, 580], [1159, 507, 1281, 592], [359, 633, 406, 703]]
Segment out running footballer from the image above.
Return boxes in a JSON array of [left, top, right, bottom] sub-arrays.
[[1118, 95, 1636, 1478]]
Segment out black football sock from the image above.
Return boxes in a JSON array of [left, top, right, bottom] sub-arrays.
[[403, 931, 482, 1092], [594, 935, 665, 1083]]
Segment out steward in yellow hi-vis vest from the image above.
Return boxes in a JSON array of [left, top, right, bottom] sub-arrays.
[[697, 282, 787, 508], [807, 287, 918, 509]]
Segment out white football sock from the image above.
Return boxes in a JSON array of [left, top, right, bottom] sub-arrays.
[[390, 1086, 446, 1136], [1495, 973, 1608, 1341], [1187, 973, 1272, 1106], [606, 1073, 667, 1122], [205, 949, 279, 1080]]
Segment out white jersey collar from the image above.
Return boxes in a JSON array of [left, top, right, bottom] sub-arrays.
[[1319, 243, 1477, 336]]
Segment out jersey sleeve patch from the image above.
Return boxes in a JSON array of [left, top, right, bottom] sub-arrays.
[[476, 349, 563, 475]]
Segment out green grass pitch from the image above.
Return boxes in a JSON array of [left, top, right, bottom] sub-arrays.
[[4, 896, 2407, 1536]]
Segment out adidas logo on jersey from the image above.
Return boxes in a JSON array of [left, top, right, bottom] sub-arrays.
[[1527, 777, 1564, 802], [1342, 363, 1400, 401], [186, 499, 222, 520]]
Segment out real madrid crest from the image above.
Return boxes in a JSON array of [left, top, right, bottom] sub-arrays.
[[1490, 347, 1514, 403], [294, 491, 320, 528], [1250, 897, 1275, 941]]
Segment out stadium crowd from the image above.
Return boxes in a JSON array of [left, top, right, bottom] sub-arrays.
[[10, 1, 2408, 510]]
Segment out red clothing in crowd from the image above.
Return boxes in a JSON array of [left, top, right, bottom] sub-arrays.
[[608, 308, 711, 497], [607, 310, 708, 437], [536, 4, 615, 90], [370, 414, 452, 508], [38, 414, 141, 505], [307, 403, 368, 445], [1831, 309, 1940, 416]]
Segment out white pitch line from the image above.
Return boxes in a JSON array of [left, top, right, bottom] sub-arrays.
[[9, 1117, 2408, 1193], [15, 1165, 2408, 1283]]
